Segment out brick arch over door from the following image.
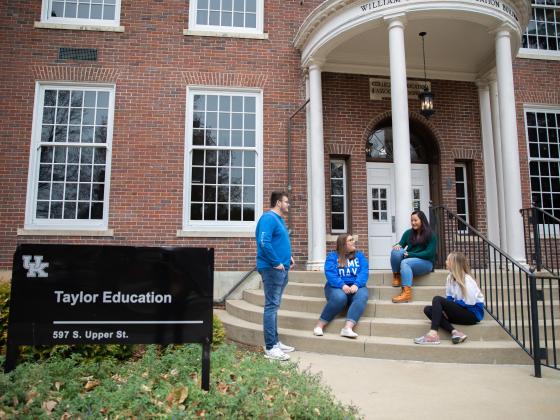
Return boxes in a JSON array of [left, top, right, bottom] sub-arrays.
[[362, 111, 443, 205]]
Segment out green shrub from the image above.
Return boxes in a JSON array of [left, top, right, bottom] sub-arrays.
[[0, 344, 360, 418], [212, 313, 226, 347], [0, 283, 10, 354]]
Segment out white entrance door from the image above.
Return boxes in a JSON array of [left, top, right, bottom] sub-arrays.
[[367, 162, 430, 269]]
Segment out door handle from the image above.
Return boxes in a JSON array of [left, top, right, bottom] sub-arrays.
[[391, 216, 395, 233]]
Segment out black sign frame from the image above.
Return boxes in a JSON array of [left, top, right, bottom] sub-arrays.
[[4, 244, 214, 390]]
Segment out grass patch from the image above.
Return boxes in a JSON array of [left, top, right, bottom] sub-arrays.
[[0, 344, 360, 418]]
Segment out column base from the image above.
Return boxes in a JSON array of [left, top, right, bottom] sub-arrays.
[[306, 260, 325, 271]]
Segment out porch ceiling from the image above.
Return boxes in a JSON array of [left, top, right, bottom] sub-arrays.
[[324, 17, 496, 81]]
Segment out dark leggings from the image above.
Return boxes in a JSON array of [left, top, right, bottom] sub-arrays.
[[423, 296, 478, 333]]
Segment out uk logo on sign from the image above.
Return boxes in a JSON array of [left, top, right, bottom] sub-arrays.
[[22, 255, 49, 277]]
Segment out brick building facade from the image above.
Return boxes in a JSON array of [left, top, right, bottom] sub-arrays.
[[1, 1, 559, 290]]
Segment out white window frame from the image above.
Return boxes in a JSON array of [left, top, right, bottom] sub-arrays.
[[182, 86, 263, 235], [330, 159, 348, 233], [24, 82, 115, 231], [519, 1, 560, 60], [40, 0, 122, 28], [187, 0, 264, 37], [524, 106, 560, 229], [455, 163, 470, 233]]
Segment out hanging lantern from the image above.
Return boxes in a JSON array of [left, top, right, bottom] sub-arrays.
[[418, 32, 435, 119]]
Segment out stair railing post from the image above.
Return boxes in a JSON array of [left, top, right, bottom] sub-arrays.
[[528, 268, 542, 378], [531, 206, 542, 272]]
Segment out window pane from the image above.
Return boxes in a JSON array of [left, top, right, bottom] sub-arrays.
[[188, 92, 259, 225]]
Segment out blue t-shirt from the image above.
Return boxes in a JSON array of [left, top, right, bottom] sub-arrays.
[[324, 251, 369, 288], [255, 211, 291, 270]]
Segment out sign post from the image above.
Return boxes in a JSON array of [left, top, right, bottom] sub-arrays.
[[5, 244, 214, 390]]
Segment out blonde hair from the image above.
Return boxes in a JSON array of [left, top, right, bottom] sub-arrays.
[[336, 233, 355, 268], [447, 252, 472, 297]]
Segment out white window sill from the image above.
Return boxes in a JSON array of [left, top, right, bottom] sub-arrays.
[[327, 234, 357, 242], [183, 29, 268, 40], [177, 230, 254, 238], [517, 49, 560, 61], [18, 228, 114, 237], [34, 21, 125, 32]]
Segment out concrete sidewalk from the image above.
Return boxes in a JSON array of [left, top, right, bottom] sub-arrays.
[[291, 352, 560, 420]]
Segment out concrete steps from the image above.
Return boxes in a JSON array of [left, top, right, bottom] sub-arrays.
[[218, 270, 538, 365]]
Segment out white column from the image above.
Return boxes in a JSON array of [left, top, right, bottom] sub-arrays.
[[386, 15, 412, 238], [305, 73, 314, 266], [495, 27, 525, 262], [489, 79, 507, 249], [307, 60, 327, 270], [476, 81, 500, 245]]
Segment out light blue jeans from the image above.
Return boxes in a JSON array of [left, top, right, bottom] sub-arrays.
[[259, 268, 289, 350], [319, 284, 369, 325], [390, 249, 433, 287]]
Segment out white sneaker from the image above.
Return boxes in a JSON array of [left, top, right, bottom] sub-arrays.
[[274, 341, 295, 353], [340, 328, 358, 338], [313, 326, 324, 336], [264, 346, 290, 361]]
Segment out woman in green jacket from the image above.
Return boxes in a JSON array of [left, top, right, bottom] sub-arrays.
[[390, 210, 437, 303]]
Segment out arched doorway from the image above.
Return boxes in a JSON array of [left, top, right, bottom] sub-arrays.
[[365, 115, 440, 269]]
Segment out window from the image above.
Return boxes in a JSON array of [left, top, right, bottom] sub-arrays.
[[366, 126, 427, 162], [370, 187, 388, 223], [41, 0, 121, 26], [26, 84, 114, 230], [522, 1, 560, 52], [188, 0, 263, 35], [455, 163, 470, 232], [184, 88, 262, 233], [330, 160, 348, 232], [525, 109, 560, 219]]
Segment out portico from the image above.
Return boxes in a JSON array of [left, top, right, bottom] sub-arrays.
[[295, 0, 531, 269]]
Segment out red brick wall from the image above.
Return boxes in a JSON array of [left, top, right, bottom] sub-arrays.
[[513, 57, 560, 209], [0, 0, 557, 272], [0, 1, 321, 271], [321, 73, 487, 251]]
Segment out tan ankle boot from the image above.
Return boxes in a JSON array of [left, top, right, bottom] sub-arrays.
[[392, 272, 401, 287], [392, 286, 412, 303]]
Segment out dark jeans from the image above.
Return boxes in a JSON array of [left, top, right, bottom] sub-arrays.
[[259, 268, 289, 350], [319, 285, 369, 325], [423, 295, 478, 333]]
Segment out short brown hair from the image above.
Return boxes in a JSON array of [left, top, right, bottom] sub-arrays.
[[270, 191, 288, 208]]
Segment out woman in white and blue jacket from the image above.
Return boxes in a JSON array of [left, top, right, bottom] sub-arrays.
[[415, 252, 485, 345], [313, 233, 369, 339]]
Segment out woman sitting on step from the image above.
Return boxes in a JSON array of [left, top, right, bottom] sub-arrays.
[[414, 251, 485, 345], [313, 233, 369, 339], [390, 210, 437, 303]]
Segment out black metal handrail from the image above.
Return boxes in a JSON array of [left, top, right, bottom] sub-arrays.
[[520, 206, 560, 277], [430, 205, 559, 376], [214, 267, 257, 305]]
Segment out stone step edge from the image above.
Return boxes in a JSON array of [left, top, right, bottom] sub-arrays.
[[244, 289, 560, 307], [217, 309, 529, 350], [226, 300, 555, 339], [227, 299, 507, 328]]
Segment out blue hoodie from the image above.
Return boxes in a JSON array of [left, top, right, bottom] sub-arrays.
[[256, 210, 291, 270], [324, 251, 369, 288]]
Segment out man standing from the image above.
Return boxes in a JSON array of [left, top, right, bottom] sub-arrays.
[[256, 191, 296, 360]]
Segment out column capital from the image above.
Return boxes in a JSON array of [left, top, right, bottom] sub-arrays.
[[489, 22, 517, 38], [308, 58, 325, 71], [384, 13, 407, 29], [475, 79, 490, 89]]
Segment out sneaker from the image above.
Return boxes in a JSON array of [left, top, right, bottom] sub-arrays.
[[451, 331, 468, 344], [264, 346, 290, 361], [414, 334, 440, 345], [313, 326, 324, 336], [274, 341, 295, 353], [340, 328, 358, 338]]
